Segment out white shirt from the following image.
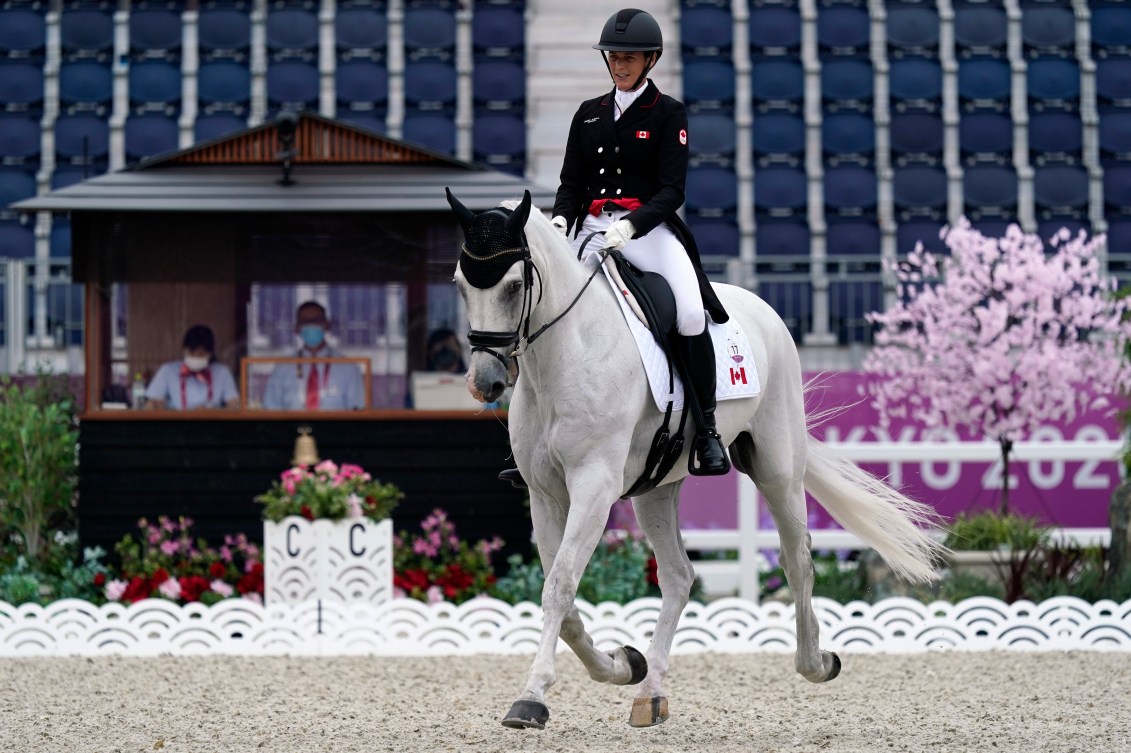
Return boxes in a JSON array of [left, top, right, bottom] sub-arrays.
[[613, 81, 650, 121], [145, 360, 239, 410]]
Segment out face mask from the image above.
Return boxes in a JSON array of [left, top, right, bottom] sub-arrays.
[[431, 347, 460, 371], [184, 355, 210, 372], [300, 325, 325, 348]]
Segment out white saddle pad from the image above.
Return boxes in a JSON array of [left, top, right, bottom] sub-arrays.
[[600, 263, 762, 412]]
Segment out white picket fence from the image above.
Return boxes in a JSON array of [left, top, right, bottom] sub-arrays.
[[684, 439, 1123, 601]]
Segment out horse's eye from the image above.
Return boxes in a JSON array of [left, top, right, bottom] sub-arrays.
[[505, 280, 523, 297]]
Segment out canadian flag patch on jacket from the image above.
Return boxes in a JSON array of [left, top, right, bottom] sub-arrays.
[[636, 130, 650, 139]]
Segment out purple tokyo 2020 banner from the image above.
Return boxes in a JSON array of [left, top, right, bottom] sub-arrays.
[[677, 371, 1126, 532]]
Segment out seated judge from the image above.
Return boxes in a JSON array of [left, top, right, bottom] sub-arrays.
[[145, 325, 239, 410], [262, 300, 365, 410]]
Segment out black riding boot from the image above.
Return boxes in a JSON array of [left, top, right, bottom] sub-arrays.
[[676, 326, 731, 476], [498, 466, 527, 489]]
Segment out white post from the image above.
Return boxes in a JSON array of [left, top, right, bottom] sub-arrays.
[[737, 473, 760, 602], [5, 260, 27, 372]]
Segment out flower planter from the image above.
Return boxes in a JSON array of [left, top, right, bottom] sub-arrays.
[[947, 549, 1010, 583], [263, 516, 393, 605]]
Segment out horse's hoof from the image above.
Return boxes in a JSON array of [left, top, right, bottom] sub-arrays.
[[629, 696, 669, 727], [824, 652, 842, 682], [616, 645, 648, 685], [501, 700, 549, 730]]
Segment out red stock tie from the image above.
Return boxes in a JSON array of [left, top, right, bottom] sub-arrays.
[[305, 366, 320, 409]]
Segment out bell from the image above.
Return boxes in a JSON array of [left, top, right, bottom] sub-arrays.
[[292, 425, 320, 467]]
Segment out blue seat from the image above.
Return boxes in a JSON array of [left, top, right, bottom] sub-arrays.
[[1097, 59, 1131, 110], [827, 221, 880, 257], [51, 165, 95, 190], [1022, 5, 1075, 55], [821, 112, 874, 165], [1104, 165, 1131, 214], [893, 166, 947, 219], [750, 59, 801, 111], [473, 6, 524, 58], [754, 167, 807, 217], [817, 5, 869, 56], [971, 220, 1014, 239], [0, 9, 46, 60], [889, 58, 942, 112], [194, 113, 246, 142], [820, 60, 873, 111], [473, 113, 524, 173], [1106, 222, 1131, 268], [958, 58, 1010, 110], [0, 224, 34, 258], [129, 8, 182, 61], [759, 280, 813, 339], [752, 112, 804, 165], [748, 6, 800, 57], [266, 61, 320, 112], [49, 221, 70, 257], [959, 111, 1012, 164], [404, 60, 457, 110], [199, 9, 251, 61], [681, 7, 732, 59], [824, 166, 877, 217], [125, 115, 180, 164], [337, 111, 386, 134], [267, 8, 319, 61], [897, 221, 947, 255], [0, 115, 40, 164], [404, 7, 456, 61], [963, 165, 1018, 218], [1092, 4, 1131, 58], [688, 218, 739, 257], [129, 61, 182, 114], [0, 168, 36, 218], [830, 280, 883, 345], [687, 113, 735, 165], [756, 221, 810, 257], [0, 62, 43, 112], [686, 59, 737, 112], [55, 114, 109, 164], [198, 61, 251, 112], [1099, 112, 1131, 164], [336, 7, 388, 59], [686, 166, 738, 217], [1037, 220, 1089, 246], [954, 5, 1007, 56], [1034, 165, 1089, 220], [1027, 58, 1079, 109], [60, 9, 114, 61], [890, 112, 944, 164], [1029, 112, 1081, 164], [336, 60, 389, 111], [402, 111, 455, 155], [886, 6, 938, 57], [472, 59, 525, 111], [59, 61, 112, 114]]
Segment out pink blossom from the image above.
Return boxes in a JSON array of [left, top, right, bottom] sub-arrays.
[[336, 463, 369, 482], [393, 586, 407, 599], [158, 578, 182, 600], [161, 517, 177, 533], [211, 580, 234, 597], [426, 585, 444, 604], [346, 493, 364, 519], [105, 579, 127, 602], [219, 545, 233, 563], [243, 592, 263, 605], [314, 460, 339, 476], [413, 538, 438, 557], [160, 540, 180, 556], [148, 531, 163, 546], [244, 544, 259, 560]]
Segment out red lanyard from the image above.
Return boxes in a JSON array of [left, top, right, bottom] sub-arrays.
[[179, 366, 213, 409]]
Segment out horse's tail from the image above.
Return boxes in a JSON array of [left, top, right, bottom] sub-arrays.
[[804, 438, 946, 583]]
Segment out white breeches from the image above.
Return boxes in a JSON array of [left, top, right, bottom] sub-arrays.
[[572, 209, 707, 336]]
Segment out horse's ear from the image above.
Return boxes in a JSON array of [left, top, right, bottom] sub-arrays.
[[505, 190, 531, 238], [445, 187, 474, 234]]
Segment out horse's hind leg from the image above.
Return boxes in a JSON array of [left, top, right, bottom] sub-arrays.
[[629, 482, 693, 727], [731, 431, 841, 683]]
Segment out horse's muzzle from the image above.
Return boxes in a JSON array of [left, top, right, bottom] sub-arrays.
[[468, 351, 509, 403]]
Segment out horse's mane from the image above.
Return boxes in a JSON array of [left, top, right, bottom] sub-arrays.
[[499, 198, 573, 261]]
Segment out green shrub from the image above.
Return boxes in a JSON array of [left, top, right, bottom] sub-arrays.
[[761, 552, 871, 603], [944, 511, 1051, 551]]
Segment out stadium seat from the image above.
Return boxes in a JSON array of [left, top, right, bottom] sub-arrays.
[[0, 168, 36, 219], [886, 5, 938, 57], [754, 167, 807, 217], [958, 58, 1011, 110], [817, 5, 870, 56], [890, 112, 944, 164], [472, 59, 525, 111], [59, 61, 112, 114], [193, 113, 247, 143], [1029, 112, 1082, 165], [963, 165, 1018, 218], [959, 112, 1012, 164], [336, 60, 389, 111], [954, 5, 1008, 56], [198, 9, 251, 61], [1104, 165, 1131, 215], [830, 280, 883, 344], [897, 221, 947, 255], [824, 166, 877, 217], [129, 8, 182, 61], [402, 111, 456, 155], [821, 59, 873, 111], [336, 7, 388, 60], [1099, 112, 1131, 164], [472, 113, 525, 174], [1037, 220, 1089, 245], [1096, 59, 1131, 110], [888, 58, 942, 112], [266, 61, 320, 113], [0, 62, 44, 112], [337, 112, 386, 134], [758, 281, 811, 341], [1021, 5, 1075, 56], [752, 112, 805, 165], [0, 223, 34, 258], [60, 9, 114, 61], [1034, 165, 1089, 220], [827, 221, 880, 256], [756, 221, 810, 257], [1027, 58, 1079, 110], [893, 166, 948, 219], [686, 166, 738, 217], [472, 6, 524, 59], [822, 112, 874, 165], [55, 114, 109, 165], [748, 5, 800, 58], [198, 61, 251, 113], [0, 9, 46, 60], [50, 220, 70, 258], [971, 220, 1014, 239], [404, 7, 456, 61], [681, 6, 732, 59], [688, 218, 739, 257], [129, 61, 182, 114], [50, 166, 91, 190], [0, 115, 40, 164], [266, 8, 319, 61], [1092, 4, 1131, 58], [1106, 221, 1131, 263], [124, 115, 180, 164], [686, 59, 737, 112], [687, 113, 736, 165], [404, 60, 457, 111]]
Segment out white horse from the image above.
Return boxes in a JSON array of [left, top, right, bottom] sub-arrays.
[[446, 190, 943, 730]]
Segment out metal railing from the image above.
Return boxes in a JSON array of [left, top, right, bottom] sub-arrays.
[[0, 258, 83, 372]]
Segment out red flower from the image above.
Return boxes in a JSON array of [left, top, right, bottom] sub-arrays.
[[121, 576, 151, 604], [435, 564, 475, 599], [300, 505, 315, 521], [394, 568, 431, 594], [209, 562, 227, 579], [236, 563, 264, 596], [93, 572, 106, 587], [645, 557, 659, 587], [178, 575, 211, 603], [152, 568, 170, 585]]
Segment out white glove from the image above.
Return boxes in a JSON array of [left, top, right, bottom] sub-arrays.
[[602, 219, 636, 251], [550, 215, 569, 236]]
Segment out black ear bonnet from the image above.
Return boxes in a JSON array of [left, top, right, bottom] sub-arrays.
[[446, 188, 531, 290]]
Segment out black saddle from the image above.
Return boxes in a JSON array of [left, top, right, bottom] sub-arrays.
[[604, 249, 677, 342]]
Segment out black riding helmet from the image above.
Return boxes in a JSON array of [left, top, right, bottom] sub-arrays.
[[594, 8, 663, 91]]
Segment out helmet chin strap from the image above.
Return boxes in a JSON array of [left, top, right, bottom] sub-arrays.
[[600, 51, 659, 93]]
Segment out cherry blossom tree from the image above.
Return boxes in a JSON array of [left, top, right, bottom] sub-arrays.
[[864, 220, 1131, 514]]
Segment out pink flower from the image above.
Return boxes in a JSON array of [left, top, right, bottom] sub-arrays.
[[243, 592, 263, 605], [426, 585, 444, 604], [413, 538, 438, 557], [219, 545, 233, 563], [393, 586, 407, 599], [148, 531, 163, 545], [211, 580, 234, 597], [244, 545, 259, 560], [314, 460, 339, 476], [158, 578, 182, 600], [346, 493, 364, 519], [161, 517, 177, 533], [160, 540, 180, 556], [105, 579, 128, 602]]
